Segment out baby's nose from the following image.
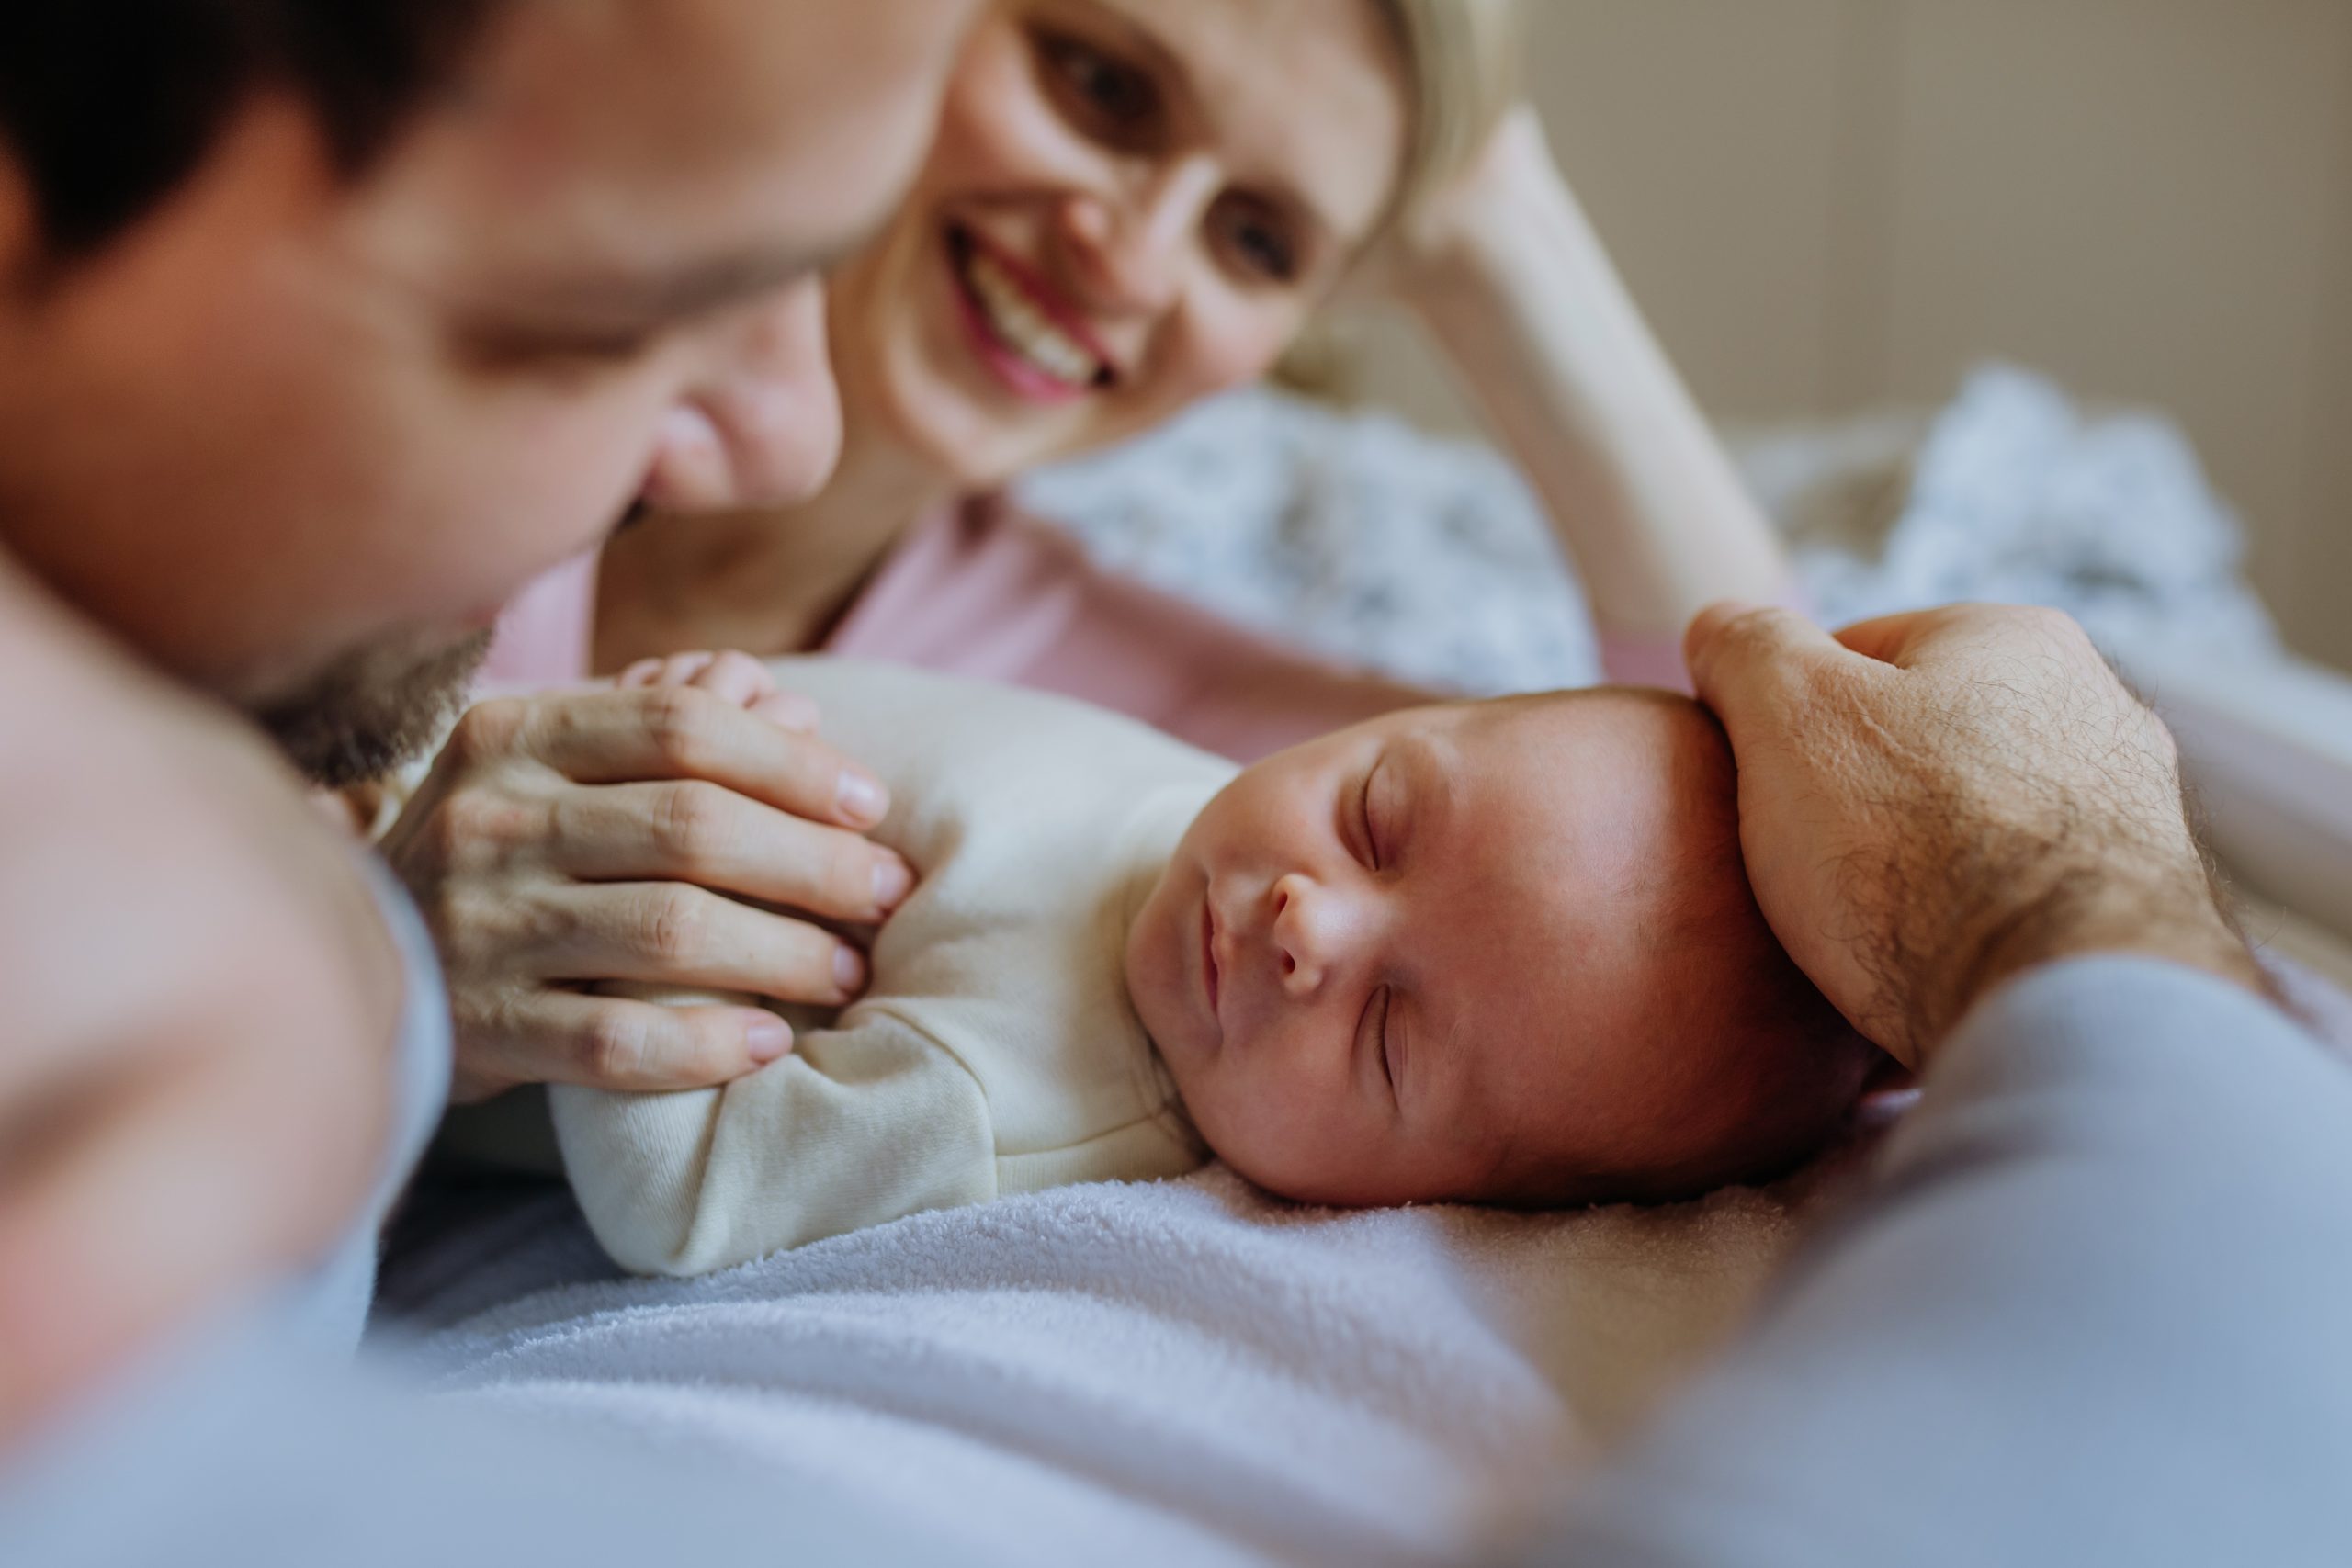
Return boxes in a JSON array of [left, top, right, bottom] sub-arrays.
[[1270, 873, 1357, 999]]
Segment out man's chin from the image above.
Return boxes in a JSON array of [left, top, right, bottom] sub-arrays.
[[249, 629, 493, 788]]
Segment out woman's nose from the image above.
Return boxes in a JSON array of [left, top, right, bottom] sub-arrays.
[[639, 279, 843, 513], [1269, 872, 1362, 1000], [1057, 158, 1220, 315]]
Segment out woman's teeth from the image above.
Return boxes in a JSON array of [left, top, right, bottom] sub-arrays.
[[964, 247, 1104, 389]]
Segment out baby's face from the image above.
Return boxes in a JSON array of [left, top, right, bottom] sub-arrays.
[[1126, 691, 1868, 1209]]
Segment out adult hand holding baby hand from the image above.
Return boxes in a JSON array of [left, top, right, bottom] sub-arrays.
[[380, 651, 915, 1104], [1685, 602, 2264, 1069]]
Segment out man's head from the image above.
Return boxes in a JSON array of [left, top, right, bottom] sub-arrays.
[[1126, 689, 1877, 1210], [0, 0, 977, 783]]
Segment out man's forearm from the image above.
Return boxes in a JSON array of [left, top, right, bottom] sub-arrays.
[[1521, 958, 2352, 1568]]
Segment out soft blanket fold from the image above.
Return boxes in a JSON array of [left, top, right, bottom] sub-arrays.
[[387, 1158, 1857, 1567]]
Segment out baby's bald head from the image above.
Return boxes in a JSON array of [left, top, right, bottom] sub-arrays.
[[1473, 689, 1874, 1205]]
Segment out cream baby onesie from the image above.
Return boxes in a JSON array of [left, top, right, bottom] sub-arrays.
[[550, 658, 1237, 1276]]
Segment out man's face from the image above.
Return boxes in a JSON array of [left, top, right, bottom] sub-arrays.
[[0, 0, 976, 779]]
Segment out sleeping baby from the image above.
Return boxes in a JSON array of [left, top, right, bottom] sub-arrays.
[[548, 658, 1876, 1276]]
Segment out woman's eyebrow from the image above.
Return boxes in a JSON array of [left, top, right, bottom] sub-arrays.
[[1068, 1, 1194, 115]]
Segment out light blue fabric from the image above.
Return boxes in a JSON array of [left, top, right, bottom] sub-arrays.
[[274, 857, 454, 1354], [7, 956, 2348, 1566], [0, 1315, 970, 1568], [1520, 958, 2352, 1566]]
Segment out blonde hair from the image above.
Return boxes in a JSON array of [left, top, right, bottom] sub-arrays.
[[1271, 0, 1525, 398], [1368, 0, 1528, 228]]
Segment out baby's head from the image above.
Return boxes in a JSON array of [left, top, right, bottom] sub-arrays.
[[1126, 690, 1875, 1210]]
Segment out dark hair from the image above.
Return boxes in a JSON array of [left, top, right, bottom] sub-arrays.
[[0, 1, 501, 260]]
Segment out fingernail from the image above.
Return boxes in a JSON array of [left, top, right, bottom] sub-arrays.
[[744, 1015, 794, 1064], [837, 771, 888, 826], [833, 945, 868, 995], [872, 853, 914, 911]]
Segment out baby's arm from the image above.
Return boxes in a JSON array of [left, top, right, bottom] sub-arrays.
[[545, 650, 993, 1275], [548, 1009, 994, 1275]]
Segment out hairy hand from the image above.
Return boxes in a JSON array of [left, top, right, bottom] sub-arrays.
[[1686, 602, 2262, 1067], [381, 651, 912, 1104]]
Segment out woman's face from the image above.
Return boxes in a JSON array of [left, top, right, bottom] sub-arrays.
[[830, 0, 1410, 490]]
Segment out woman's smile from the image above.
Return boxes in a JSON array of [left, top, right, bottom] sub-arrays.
[[944, 224, 1114, 403]]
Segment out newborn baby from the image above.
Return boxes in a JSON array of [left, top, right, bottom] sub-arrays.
[[553, 660, 1873, 1276]]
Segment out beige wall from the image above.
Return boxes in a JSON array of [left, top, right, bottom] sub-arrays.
[[1342, 1, 2352, 671]]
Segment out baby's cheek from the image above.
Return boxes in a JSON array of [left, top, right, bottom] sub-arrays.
[[1185, 1062, 1301, 1180]]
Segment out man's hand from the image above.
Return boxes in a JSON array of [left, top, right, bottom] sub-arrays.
[[1686, 602, 2263, 1069], [0, 578, 405, 1450], [380, 651, 912, 1105]]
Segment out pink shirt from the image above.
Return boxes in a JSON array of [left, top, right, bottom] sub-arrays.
[[484, 496, 1692, 763]]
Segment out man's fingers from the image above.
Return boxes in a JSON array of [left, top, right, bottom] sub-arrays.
[[551, 782, 915, 923], [478, 687, 889, 829], [1828, 613, 1930, 665], [1684, 603, 1856, 726], [517, 993, 795, 1094], [544, 883, 871, 1008], [1831, 605, 1994, 666], [1832, 603, 2089, 669]]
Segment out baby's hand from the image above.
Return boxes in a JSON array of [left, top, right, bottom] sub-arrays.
[[616, 650, 820, 735]]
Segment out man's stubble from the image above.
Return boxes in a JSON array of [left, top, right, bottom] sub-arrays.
[[249, 626, 492, 787]]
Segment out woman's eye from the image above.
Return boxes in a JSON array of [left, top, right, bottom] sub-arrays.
[[1212, 199, 1300, 284], [1358, 768, 1382, 871], [1038, 32, 1159, 130]]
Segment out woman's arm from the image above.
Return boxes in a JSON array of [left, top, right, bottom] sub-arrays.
[[1386, 109, 1793, 648]]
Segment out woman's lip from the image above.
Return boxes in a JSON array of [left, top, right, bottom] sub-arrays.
[[948, 258, 1092, 407], [952, 224, 1120, 374]]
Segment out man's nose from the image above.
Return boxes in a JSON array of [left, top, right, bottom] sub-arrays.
[[1057, 158, 1220, 316], [1270, 872, 1367, 1000], [639, 279, 844, 513]]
